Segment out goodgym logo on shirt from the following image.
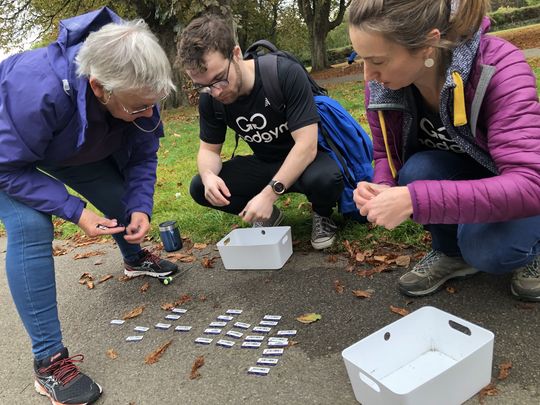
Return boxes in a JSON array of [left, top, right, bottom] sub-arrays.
[[235, 113, 289, 143]]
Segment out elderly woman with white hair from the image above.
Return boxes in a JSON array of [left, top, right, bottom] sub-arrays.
[[0, 7, 176, 404]]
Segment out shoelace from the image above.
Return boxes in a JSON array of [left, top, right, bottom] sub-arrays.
[[413, 251, 443, 275], [39, 355, 83, 385], [313, 214, 336, 237], [523, 259, 540, 278], [140, 249, 162, 269]]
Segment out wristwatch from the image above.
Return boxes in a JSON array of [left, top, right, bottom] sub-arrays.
[[268, 180, 286, 195]]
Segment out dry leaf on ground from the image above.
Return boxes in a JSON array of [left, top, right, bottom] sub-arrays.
[[175, 294, 192, 306], [390, 305, 409, 317], [201, 257, 216, 268], [123, 305, 145, 320], [296, 313, 322, 324], [334, 280, 345, 294], [326, 254, 338, 263], [53, 246, 69, 256], [497, 361, 512, 380], [78, 273, 94, 289], [352, 290, 372, 299], [106, 349, 118, 360], [479, 383, 499, 404], [446, 286, 456, 294], [394, 255, 411, 267], [193, 243, 207, 250], [161, 303, 175, 311], [74, 251, 105, 260], [140, 282, 150, 293], [166, 252, 196, 263], [145, 340, 173, 365], [98, 274, 113, 284], [190, 355, 205, 380]]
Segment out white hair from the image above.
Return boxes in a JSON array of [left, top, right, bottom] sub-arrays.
[[76, 19, 175, 95]]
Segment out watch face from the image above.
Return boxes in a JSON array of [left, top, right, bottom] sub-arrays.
[[273, 181, 285, 194]]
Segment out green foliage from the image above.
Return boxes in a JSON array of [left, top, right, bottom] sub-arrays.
[[490, 4, 540, 31], [326, 20, 350, 50]]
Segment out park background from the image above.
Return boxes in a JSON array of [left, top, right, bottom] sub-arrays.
[[0, 0, 539, 251]]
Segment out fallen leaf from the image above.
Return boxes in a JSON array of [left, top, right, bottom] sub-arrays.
[[74, 251, 104, 260], [94, 259, 103, 266], [446, 286, 456, 294], [201, 257, 216, 268], [283, 197, 291, 207], [106, 349, 118, 360], [78, 273, 93, 285], [98, 274, 114, 284], [334, 280, 345, 294], [193, 243, 207, 250], [296, 313, 322, 324], [355, 252, 366, 262], [479, 383, 499, 404], [326, 254, 338, 263], [140, 282, 150, 293], [345, 263, 355, 273], [86, 280, 94, 289], [123, 305, 145, 320], [53, 246, 69, 256], [118, 274, 139, 282], [165, 252, 197, 263], [352, 289, 372, 299], [394, 255, 411, 267], [287, 340, 299, 347], [373, 255, 387, 262], [190, 355, 205, 380], [145, 340, 173, 365], [161, 303, 175, 311], [497, 361, 512, 380], [343, 240, 354, 258], [175, 294, 192, 306], [390, 305, 409, 317]]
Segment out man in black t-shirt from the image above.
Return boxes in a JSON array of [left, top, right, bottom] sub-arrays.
[[177, 15, 344, 250]]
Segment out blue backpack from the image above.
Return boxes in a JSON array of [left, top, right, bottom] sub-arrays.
[[243, 40, 373, 220]]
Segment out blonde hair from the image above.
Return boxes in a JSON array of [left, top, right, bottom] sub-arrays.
[[348, 0, 490, 51]]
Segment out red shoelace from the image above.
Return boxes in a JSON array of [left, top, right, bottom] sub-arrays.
[[39, 354, 84, 385], [140, 249, 162, 268]]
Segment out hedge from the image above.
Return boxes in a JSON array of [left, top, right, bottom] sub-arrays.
[[489, 4, 540, 30]]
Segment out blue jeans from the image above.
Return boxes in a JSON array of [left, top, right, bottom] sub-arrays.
[[398, 150, 540, 274], [0, 157, 142, 360]]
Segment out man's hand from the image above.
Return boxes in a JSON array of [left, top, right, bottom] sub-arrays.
[[359, 186, 413, 230], [77, 208, 125, 237], [202, 172, 231, 207], [239, 188, 276, 224], [124, 212, 150, 244]]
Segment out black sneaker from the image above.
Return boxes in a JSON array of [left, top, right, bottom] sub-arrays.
[[252, 205, 284, 228], [124, 249, 178, 278], [311, 212, 337, 250], [34, 347, 102, 405]]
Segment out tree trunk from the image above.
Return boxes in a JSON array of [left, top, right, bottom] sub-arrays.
[[310, 28, 328, 71]]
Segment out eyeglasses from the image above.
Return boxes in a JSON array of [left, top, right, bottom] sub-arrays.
[[108, 92, 168, 115], [192, 56, 232, 94]]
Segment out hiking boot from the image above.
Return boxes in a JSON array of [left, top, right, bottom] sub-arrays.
[[398, 250, 478, 296], [511, 257, 540, 301], [253, 205, 284, 228], [311, 212, 337, 250], [124, 249, 178, 278], [34, 347, 102, 405]]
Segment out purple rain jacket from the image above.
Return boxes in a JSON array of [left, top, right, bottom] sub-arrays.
[[365, 18, 540, 225], [0, 7, 163, 224]]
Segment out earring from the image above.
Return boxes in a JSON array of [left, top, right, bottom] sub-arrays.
[[424, 58, 435, 68]]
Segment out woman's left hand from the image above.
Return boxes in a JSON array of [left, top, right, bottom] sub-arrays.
[[359, 186, 414, 230], [124, 212, 151, 244]]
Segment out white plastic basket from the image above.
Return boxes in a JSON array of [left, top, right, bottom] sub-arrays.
[[342, 306, 494, 405], [216, 226, 292, 270]]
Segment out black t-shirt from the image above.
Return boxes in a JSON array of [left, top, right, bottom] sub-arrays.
[[198, 56, 320, 162], [412, 86, 465, 154]]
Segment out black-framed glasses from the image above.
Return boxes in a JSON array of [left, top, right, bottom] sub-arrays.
[[110, 92, 168, 115], [192, 56, 232, 94]]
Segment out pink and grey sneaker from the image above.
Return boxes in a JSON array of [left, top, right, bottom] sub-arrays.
[[124, 249, 178, 278], [34, 347, 102, 405]]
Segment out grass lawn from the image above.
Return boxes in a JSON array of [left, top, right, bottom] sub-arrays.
[[4, 60, 540, 252]]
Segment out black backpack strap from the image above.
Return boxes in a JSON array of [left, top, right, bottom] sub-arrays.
[[212, 97, 241, 159], [244, 40, 279, 58], [258, 54, 285, 113]]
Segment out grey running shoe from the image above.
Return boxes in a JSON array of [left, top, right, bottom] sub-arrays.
[[34, 347, 102, 405], [253, 205, 284, 228], [511, 257, 540, 301], [311, 212, 337, 250], [398, 250, 478, 296], [124, 249, 178, 278]]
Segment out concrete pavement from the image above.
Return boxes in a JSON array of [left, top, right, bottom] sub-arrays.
[[0, 235, 538, 405]]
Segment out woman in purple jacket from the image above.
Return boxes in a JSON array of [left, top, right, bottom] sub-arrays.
[[349, 0, 540, 300], [0, 8, 176, 405]]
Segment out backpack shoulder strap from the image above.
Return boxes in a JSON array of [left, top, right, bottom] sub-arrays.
[[257, 54, 285, 114], [244, 40, 278, 57]]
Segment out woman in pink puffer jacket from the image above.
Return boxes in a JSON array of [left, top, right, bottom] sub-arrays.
[[349, 0, 540, 300]]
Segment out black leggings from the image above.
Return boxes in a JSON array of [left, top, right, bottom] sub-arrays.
[[190, 151, 343, 217]]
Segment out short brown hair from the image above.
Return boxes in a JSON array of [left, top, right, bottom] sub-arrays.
[[177, 14, 236, 73]]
